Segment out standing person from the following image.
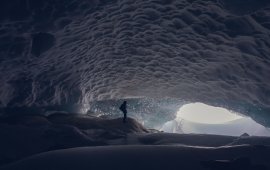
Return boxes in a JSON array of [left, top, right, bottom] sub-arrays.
[[119, 101, 127, 123]]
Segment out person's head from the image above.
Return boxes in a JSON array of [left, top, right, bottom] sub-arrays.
[[123, 101, 127, 104]]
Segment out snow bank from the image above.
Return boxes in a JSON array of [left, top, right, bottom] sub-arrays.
[[1, 145, 269, 170]]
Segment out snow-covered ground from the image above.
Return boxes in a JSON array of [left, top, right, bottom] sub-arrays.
[[1, 113, 270, 170], [1, 145, 270, 170]]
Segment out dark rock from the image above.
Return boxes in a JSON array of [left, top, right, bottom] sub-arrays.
[[31, 32, 55, 56], [240, 133, 250, 137]]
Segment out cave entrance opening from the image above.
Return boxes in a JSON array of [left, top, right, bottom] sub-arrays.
[[161, 102, 270, 136]]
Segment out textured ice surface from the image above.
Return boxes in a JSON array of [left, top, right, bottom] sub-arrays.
[[0, 0, 269, 118]]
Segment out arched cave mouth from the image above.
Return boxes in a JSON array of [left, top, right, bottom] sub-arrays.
[[82, 98, 270, 136], [161, 102, 270, 136]]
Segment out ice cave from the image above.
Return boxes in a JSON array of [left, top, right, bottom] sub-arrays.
[[0, 0, 270, 169]]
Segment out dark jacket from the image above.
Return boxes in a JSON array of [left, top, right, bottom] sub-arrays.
[[119, 102, 127, 113]]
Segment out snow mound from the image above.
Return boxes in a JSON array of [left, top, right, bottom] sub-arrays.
[[1, 145, 270, 170], [0, 113, 147, 166]]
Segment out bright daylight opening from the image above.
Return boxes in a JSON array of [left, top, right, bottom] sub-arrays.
[[161, 102, 270, 136], [176, 102, 242, 124]]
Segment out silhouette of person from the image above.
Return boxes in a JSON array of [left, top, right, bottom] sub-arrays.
[[119, 101, 127, 123]]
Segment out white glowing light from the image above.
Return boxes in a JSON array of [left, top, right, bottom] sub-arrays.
[[176, 102, 243, 124]]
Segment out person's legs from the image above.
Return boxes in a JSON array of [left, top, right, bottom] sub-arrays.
[[123, 112, 127, 123]]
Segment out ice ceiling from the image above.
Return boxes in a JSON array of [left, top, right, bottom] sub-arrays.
[[0, 0, 269, 124]]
